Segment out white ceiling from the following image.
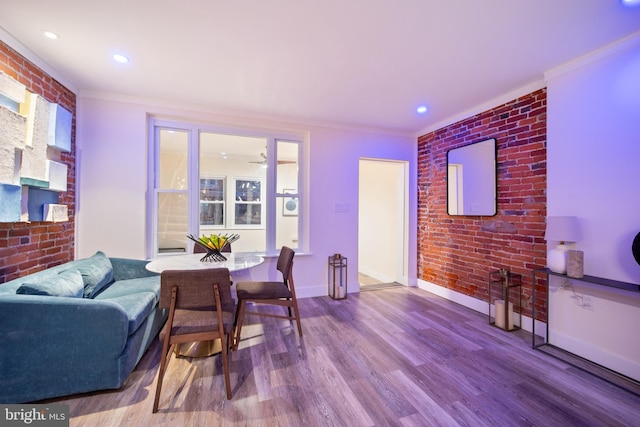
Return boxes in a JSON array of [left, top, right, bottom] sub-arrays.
[[1, 1, 639, 135]]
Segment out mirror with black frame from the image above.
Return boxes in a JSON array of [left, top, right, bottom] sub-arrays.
[[446, 138, 497, 216]]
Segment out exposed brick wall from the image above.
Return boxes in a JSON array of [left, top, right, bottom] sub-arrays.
[[417, 89, 547, 319], [0, 40, 76, 284]]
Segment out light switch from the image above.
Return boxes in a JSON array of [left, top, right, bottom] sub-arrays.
[[335, 203, 349, 212]]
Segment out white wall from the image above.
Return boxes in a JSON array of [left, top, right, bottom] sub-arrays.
[[546, 34, 640, 380], [76, 96, 416, 297]]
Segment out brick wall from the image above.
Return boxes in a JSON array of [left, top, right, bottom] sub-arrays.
[[0, 40, 76, 284], [417, 89, 547, 319]]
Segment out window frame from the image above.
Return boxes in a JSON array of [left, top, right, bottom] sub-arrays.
[[232, 177, 265, 228], [199, 177, 226, 228], [147, 118, 306, 258]]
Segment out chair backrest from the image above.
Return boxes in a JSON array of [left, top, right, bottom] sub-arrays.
[[276, 246, 295, 283], [159, 268, 232, 310], [193, 242, 232, 254]]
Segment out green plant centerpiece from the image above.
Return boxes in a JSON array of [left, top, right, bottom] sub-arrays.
[[187, 233, 240, 262]]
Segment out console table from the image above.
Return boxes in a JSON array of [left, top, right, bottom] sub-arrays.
[[531, 268, 640, 396]]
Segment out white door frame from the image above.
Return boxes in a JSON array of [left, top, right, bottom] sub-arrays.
[[358, 158, 409, 286]]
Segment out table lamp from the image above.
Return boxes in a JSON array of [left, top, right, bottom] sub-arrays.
[[545, 216, 581, 274]]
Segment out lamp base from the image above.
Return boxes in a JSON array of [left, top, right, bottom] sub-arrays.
[[547, 244, 568, 274]]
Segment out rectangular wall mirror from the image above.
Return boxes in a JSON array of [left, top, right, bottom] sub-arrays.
[[447, 138, 497, 216]]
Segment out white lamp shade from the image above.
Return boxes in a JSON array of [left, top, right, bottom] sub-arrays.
[[545, 216, 581, 243]]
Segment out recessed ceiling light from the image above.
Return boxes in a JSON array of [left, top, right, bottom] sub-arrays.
[[416, 105, 428, 114], [622, 0, 640, 6], [113, 54, 130, 63], [43, 31, 59, 40]]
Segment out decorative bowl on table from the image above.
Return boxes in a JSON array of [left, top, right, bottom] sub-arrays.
[[187, 233, 240, 262]]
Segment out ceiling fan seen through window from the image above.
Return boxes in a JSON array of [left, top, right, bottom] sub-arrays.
[[249, 152, 296, 165]]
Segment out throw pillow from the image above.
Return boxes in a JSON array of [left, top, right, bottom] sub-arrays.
[[78, 251, 114, 298], [16, 269, 84, 298]]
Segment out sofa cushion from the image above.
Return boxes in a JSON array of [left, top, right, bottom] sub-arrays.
[[93, 276, 161, 303], [15, 269, 84, 298], [78, 251, 114, 298], [104, 292, 157, 335], [0, 260, 87, 295]]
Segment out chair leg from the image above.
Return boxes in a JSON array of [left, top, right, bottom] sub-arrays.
[[220, 334, 232, 399], [292, 300, 303, 337], [233, 300, 246, 350], [232, 300, 241, 336], [153, 340, 174, 413]]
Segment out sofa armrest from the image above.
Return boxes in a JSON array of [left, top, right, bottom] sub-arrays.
[[0, 295, 130, 403], [0, 295, 129, 356], [110, 257, 158, 281]]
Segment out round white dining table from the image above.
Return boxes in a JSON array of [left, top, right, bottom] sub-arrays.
[[145, 252, 264, 274], [146, 252, 264, 357]]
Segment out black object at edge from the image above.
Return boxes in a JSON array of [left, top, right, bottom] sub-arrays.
[[632, 231, 640, 266]]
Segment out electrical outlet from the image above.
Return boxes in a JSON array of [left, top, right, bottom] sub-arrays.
[[581, 294, 595, 311]]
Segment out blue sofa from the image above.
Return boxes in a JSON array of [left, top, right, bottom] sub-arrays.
[[0, 252, 168, 403]]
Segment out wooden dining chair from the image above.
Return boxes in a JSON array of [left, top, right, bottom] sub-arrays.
[[232, 246, 302, 350], [153, 268, 235, 413]]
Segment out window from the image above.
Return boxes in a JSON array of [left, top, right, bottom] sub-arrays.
[[200, 178, 225, 226], [233, 179, 263, 226], [148, 119, 304, 257], [154, 128, 189, 254]]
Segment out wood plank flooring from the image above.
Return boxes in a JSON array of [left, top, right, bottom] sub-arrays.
[[45, 287, 640, 426], [358, 272, 383, 286]]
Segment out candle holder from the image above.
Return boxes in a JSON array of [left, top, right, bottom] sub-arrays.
[[488, 269, 522, 331], [328, 254, 348, 300]]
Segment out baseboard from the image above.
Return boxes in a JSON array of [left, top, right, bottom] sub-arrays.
[[292, 278, 548, 338], [417, 279, 545, 336], [296, 284, 336, 299], [549, 329, 640, 382]]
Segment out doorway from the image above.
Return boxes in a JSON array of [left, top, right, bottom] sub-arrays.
[[358, 159, 408, 289]]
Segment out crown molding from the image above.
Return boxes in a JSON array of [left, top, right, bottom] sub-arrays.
[[0, 27, 78, 94], [414, 79, 546, 138], [545, 30, 640, 82], [79, 90, 414, 138], [415, 31, 640, 139]]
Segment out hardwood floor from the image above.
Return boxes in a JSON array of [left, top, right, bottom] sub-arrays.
[[46, 287, 640, 426], [358, 272, 383, 286]]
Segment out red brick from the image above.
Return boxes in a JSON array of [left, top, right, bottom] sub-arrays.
[[417, 89, 547, 320], [0, 40, 76, 284]]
